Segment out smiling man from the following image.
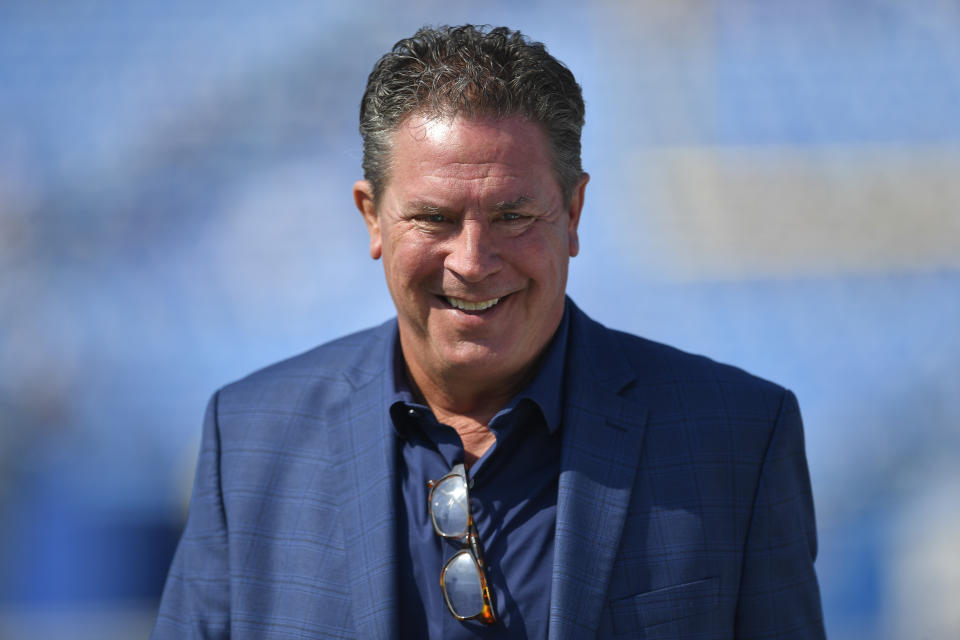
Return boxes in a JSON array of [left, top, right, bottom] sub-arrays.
[[153, 25, 825, 639]]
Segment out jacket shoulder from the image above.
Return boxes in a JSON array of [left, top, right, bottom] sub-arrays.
[[613, 327, 784, 391], [612, 328, 792, 426], [215, 318, 395, 414], [570, 301, 785, 394], [568, 301, 791, 423]]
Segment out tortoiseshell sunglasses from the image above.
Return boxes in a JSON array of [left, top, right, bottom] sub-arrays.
[[427, 463, 496, 624]]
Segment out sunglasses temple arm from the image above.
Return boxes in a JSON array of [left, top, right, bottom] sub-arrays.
[[467, 524, 497, 624]]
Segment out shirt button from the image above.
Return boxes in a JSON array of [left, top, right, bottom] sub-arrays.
[[407, 408, 417, 417]]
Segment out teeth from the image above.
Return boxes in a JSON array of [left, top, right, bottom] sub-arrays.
[[446, 296, 501, 311]]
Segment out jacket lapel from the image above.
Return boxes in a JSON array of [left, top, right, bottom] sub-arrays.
[[549, 304, 649, 639], [336, 335, 399, 640]]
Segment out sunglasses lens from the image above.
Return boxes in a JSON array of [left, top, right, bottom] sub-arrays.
[[441, 550, 485, 618], [431, 474, 469, 537]]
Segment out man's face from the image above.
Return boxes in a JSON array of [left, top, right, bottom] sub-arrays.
[[354, 114, 587, 386]]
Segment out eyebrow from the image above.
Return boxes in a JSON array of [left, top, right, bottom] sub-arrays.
[[493, 196, 533, 211], [403, 201, 450, 216], [403, 196, 535, 216]]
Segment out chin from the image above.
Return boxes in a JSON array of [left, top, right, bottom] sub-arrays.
[[438, 341, 517, 371]]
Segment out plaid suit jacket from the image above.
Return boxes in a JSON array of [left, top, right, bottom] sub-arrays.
[[153, 300, 825, 639]]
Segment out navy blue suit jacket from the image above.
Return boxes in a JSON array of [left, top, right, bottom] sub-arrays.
[[153, 300, 825, 639]]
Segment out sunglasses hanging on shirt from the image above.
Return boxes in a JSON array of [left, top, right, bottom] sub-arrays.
[[427, 463, 497, 624]]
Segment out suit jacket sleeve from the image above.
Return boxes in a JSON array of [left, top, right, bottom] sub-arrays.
[[735, 390, 825, 638], [152, 392, 231, 639]]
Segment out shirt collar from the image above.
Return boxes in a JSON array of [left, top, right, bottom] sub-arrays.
[[384, 300, 570, 436]]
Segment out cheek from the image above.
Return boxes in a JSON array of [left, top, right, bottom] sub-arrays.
[[385, 237, 441, 283], [513, 233, 569, 280]]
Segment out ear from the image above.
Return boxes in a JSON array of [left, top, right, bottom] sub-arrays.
[[566, 172, 589, 257], [353, 180, 382, 259]]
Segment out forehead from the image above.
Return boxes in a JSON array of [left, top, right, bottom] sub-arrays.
[[384, 114, 559, 200]]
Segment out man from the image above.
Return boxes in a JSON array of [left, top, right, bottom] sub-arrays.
[[153, 25, 825, 639]]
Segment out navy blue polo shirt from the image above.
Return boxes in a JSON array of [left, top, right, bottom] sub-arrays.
[[386, 308, 569, 639]]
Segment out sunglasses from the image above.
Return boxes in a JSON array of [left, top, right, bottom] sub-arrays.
[[427, 463, 497, 624]]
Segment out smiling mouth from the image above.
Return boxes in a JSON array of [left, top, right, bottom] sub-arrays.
[[444, 295, 502, 312]]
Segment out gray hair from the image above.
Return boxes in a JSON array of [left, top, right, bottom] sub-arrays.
[[359, 25, 586, 203]]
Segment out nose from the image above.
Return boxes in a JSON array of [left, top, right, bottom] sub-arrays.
[[444, 219, 501, 283]]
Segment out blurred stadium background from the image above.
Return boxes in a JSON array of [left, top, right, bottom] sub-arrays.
[[1, 1, 958, 638]]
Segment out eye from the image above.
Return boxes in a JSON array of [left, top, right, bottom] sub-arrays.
[[500, 212, 526, 222], [415, 213, 450, 224]]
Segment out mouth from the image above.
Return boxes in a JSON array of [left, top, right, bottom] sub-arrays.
[[442, 295, 503, 312]]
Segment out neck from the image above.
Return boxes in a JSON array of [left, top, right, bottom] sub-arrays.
[[402, 352, 530, 426], [400, 343, 542, 468]]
